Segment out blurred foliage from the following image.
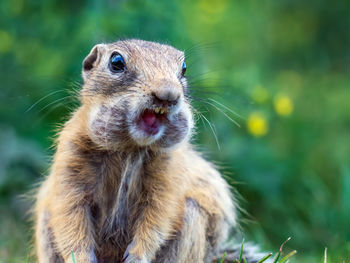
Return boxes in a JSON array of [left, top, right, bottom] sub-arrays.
[[1, 0, 350, 262]]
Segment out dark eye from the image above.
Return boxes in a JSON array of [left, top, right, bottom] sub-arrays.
[[109, 53, 126, 73], [181, 61, 187, 76]]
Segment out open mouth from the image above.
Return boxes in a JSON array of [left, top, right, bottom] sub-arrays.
[[138, 107, 168, 135]]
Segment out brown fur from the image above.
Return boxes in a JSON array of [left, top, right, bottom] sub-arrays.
[[34, 39, 237, 263]]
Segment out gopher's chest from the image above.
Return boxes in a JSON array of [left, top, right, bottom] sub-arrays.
[[90, 165, 145, 260], [91, 196, 139, 261]]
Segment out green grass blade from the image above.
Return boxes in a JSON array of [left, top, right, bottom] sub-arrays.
[[257, 253, 273, 263], [71, 251, 76, 263], [219, 252, 226, 263], [239, 239, 245, 262], [243, 257, 247, 263], [273, 237, 291, 263], [272, 251, 281, 263], [279, 250, 297, 263]]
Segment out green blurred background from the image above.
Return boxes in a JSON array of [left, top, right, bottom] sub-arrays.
[[1, 0, 350, 262]]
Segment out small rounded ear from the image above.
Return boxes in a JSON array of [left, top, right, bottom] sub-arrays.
[[82, 44, 105, 73]]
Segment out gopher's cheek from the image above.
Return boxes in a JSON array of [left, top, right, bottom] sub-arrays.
[[88, 104, 129, 148]]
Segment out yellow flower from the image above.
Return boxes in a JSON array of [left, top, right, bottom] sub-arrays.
[[251, 85, 269, 103], [0, 31, 13, 53], [247, 113, 268, 137], [274, 94, 294, 116]]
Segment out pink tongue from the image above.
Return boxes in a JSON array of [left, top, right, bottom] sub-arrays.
[[142, 111, 156, 126]]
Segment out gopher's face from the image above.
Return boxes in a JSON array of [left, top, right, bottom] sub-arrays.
[[81, 39, 193, 151]]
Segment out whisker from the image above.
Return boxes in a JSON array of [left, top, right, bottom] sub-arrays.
[[37, 96, 73, 114], [191, 107, 208, 128], [186, 71, 221, 82], [187, 78, 222, 89], [25, 90, 66, 113], [201, 99, 241, 127], [32, 102, 67, 127], [188, 88, 244, 124], [184, 42, 221, 58], [187, 89, 219, 97], [208, 98, 244, 119], [190, 96, 241, 127], [198, 112, 207, 129], [196, 98, 242, 126], [199, 113, 220, 150], [193, 101, 221, 149]]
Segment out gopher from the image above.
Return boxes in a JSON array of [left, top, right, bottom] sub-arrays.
[[34, 39, 263, 263]]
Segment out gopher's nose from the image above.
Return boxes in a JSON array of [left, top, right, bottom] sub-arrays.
[[152, 87, 180, 107]]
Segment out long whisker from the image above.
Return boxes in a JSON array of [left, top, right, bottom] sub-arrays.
[[193, 101, 221, 150], [198, 113, 207, 129], [199, 99, 241, 127], [192, 107, 209, 129], [25, 90, 66, 113], [37, 96, 73, 114], [190, 96, 241, 127], [208, 98, 244, 119], [184, 42, 221, 58], [32, 102, 67, 127], [187, 89, 219, 97], [199, 113, 220, 150], [187, 74, 221, 85], [206, 101, 241, 127]]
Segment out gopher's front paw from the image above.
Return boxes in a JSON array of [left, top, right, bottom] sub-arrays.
[[66, 247, 97, 263], [122, 241, 150, 263]]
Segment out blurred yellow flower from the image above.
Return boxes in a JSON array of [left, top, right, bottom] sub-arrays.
[[0, 30, 13, 53], [251, 85, 269, 103], [247, 113, 268, 137], [274, 94, 294, 116]]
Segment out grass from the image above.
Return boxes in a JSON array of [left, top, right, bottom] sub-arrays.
[[71, 251, 76, 263], [67, 246, 331, 263], [219, 239, 338, 263], [219, 238, 296, 263]]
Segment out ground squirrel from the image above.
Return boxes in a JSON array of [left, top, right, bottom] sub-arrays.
[[34, 39, 264, 263]]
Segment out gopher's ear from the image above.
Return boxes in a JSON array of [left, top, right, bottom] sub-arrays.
[[82, 44, 105, 75]]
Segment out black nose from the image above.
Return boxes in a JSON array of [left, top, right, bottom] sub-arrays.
[[152, 87, 180, 107]]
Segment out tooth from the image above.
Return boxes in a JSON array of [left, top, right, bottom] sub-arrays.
[[160, 108, 165, 114], [154, 108, 160, 114]]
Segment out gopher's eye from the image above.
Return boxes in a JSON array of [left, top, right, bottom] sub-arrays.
[[109, 53, 126, 73], [181, 61, 187, 76]]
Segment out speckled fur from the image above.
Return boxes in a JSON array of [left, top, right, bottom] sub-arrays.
[[34, 39, 239, 263]]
